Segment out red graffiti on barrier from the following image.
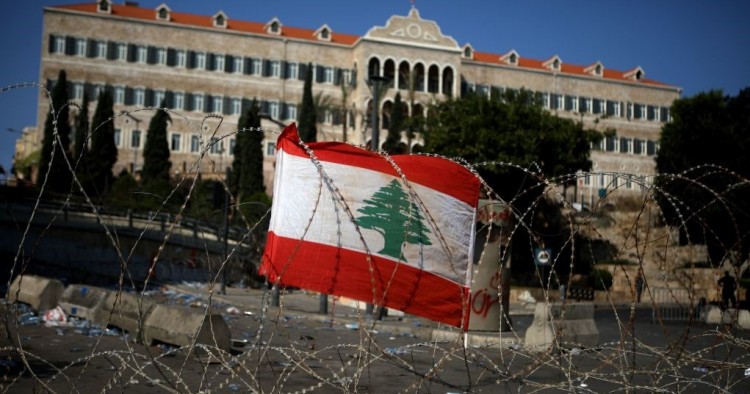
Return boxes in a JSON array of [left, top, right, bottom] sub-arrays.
[[471, 288, 499, 319], [476, 205, 510, 225], [488, 271, 502, 289]]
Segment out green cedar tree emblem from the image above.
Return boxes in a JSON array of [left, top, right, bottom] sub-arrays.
[[355, 179, 432, 260]]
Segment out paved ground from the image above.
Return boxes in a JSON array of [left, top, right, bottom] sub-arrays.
[[2, 283, 750, 393]]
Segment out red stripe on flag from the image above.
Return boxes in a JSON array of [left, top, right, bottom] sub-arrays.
[[278, 124, 480, 208], [260, 232, 470, 329]]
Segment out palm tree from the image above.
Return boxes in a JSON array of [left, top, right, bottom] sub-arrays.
[[338, 82, 352, 143], [313, 91, 335, 125]]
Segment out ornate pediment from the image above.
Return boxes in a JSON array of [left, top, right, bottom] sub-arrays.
[[363, 8, 459, 50]]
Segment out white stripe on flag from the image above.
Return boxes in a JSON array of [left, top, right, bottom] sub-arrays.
[[270, 149, 476, 285]]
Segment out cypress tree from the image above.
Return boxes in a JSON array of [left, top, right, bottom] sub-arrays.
[[38, 69, 72, 192], [87, 90, 118, 194], [141, 99, 172, 184], [298, 63, 317, 142], [383, 92, 405, 154], [233, 99, 263, 201], [73, 92, 90, 179]]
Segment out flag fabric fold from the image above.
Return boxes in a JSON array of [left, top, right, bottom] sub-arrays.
[[259, 124, 481, 329]]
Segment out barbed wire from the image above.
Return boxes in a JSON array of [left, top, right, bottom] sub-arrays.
[[1, 84, 749, 392]]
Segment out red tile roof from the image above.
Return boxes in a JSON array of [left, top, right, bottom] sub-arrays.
[[51, 3, 672, 88], [473, 50, 669, 87], [52, 3, 359, 45]]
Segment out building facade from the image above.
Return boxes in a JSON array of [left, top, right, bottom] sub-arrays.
[[22, 0, 681, 197]]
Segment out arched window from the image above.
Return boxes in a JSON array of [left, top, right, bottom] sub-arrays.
[[383, 59, 396, 87], [441, 67, 454, 96], [413, 63, 425, 92], [98, 0, 111, 13], [157, 6, 169, 20], [398, 61, 410, 90], [412, 103, 424, 119], [368, 57, 380, 79], [428, 65, 439, 93]]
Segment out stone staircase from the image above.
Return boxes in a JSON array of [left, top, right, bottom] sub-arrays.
[[574, 201, 714, 304]]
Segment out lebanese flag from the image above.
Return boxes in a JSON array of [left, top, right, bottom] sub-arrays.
[[259, 124, 480, 329]]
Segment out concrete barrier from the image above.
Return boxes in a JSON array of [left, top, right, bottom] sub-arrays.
[[740, 310, 750, 329], [143, 305, 231, 352], [6, 275, 64, 311], [94, 291, 156, 342], [706, 307, 750, 329], [705, 306, 723, 324], [524, 302, 599, 350], [59, 285, 109, 321]]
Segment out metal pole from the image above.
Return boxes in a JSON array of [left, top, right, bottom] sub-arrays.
[[368, 76, 390, 152], [370, 80, 380, 152], [221, 166, 230, 295], [366, 76, 389, 315], [319, 293, 328, 315], [500, 264, 512, 332], [271, 285, 280, 307]]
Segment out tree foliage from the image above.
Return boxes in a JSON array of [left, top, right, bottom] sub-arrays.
[[73, 92, 90, 177], [39, 69, 72, 192], [403, 71, 423, 153], [232, 99, 264, 201], [425, 90, 599, 183], [423, 89, 601, 280], [108, 169, 138, 210], [141, 99, 172, 185], [87, 90, 118, 195], [383, 92, 406, 154], [655, 88, 750, 264], [298, 63, 317, 142]]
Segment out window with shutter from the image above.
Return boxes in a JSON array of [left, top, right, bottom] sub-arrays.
[[233, 56, 244, 74], [316, 65, 324, 83], [114, 86, 125, 104], [225, 55, 233, 72], [96, 41, 107, 58], [75, 38, 86, 56], [137, 46, 147, 64], [106, 42, 116, 60]]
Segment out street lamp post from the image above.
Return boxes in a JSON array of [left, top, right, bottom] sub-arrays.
[[221, 166, 231, 295], [368, 76, 390, 152], [365, 75, 389, 318]]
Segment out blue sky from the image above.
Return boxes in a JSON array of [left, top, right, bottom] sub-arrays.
[[1, 0, 749, 177]]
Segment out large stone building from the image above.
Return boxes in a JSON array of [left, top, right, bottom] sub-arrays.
[[20, 0, 681, 198]]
